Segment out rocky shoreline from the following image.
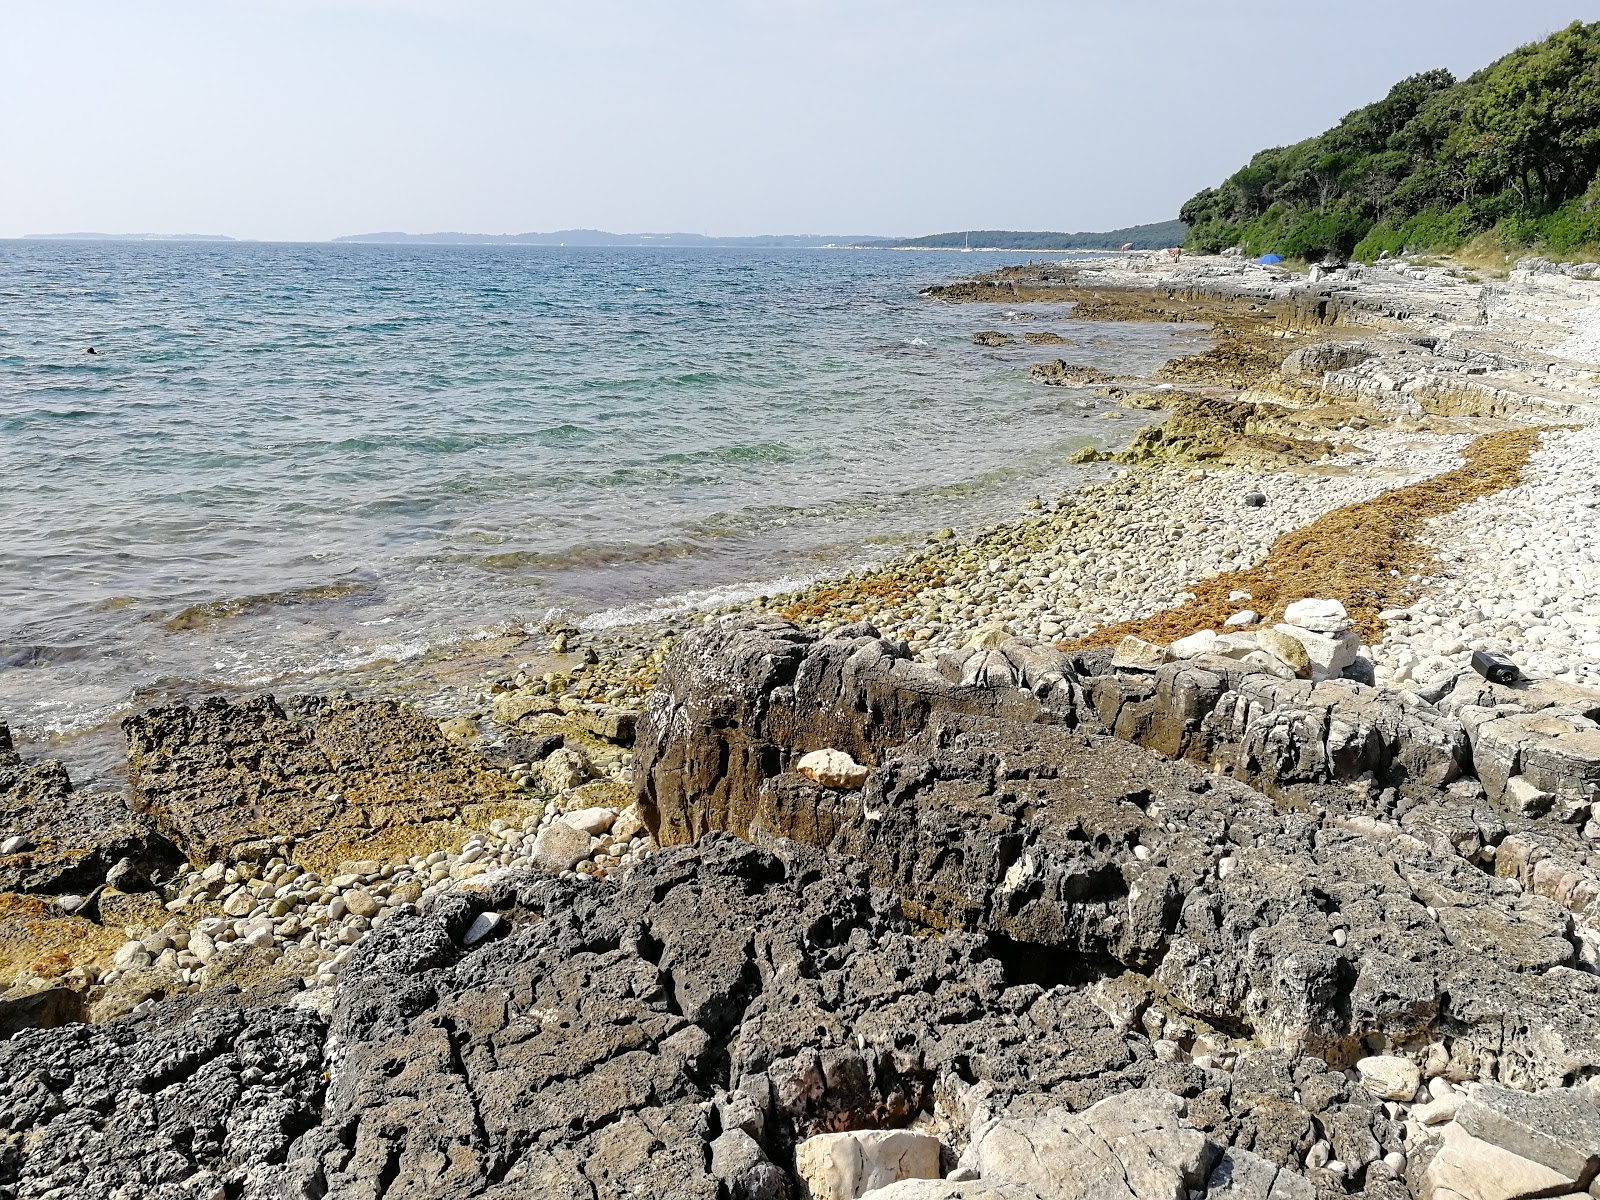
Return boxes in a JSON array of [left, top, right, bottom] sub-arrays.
[[4, 251, 1600, 1198]]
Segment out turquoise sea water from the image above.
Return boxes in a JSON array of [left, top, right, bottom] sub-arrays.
[[0, 241, 1196, 741]]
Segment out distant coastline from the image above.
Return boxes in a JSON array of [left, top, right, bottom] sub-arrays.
[[15, 220, 1186, 252]]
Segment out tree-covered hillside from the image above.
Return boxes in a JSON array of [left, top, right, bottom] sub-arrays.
[[1181, 20, 1600, 260], [866, 221, 1186, 251]]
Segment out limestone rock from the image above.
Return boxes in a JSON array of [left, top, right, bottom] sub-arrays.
[[859, 1183, 1034, 1199], [1273, 624, 1359, 680], [541, 746, 591, 792], [576, 706, 638, 745], [123, 694, 520, 869], [0, 722, 175, 895], [793, 1130, 941, 1199], [1453, 1083, 1600, 1180], [797, 749, 871, 790], [1255, 628, 1312, 678], [563, 806, 617, 836], [438, 716, 480, 743], [612, 804, 647, 841], [531, 819, 593, 873], [1111, 635, 1173, 672], [965, 624, 1011, 650], [968, 1089, 1213, 1200], [637, 617, 1088, 846], [1418, 1121, 1579, 1200], [1281, 343, 1373, 379], [1355, 1055, 1420, 1102], [491, 688, 561, 727], [1170, 630, 1218, 659], [1281, 598, 1352, 632], [1204, 1146, 1315, 1200], [1225, 610, 1260, 627]]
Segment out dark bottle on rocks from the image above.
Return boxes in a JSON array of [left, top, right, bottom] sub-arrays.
[[1471, 650, 1520, 685]]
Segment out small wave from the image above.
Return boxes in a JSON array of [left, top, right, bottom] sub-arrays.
[[579, 574, 815, 631], [159, 579, 378, 632], [480, 539, 704, 572]]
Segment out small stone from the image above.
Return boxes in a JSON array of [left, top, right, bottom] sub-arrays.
[[796, 748, 871, 789], [965, 623, 1010, 650], [1356, 1055, 1421, 1102], [1256, 627, 1313, 678], [343, 889, 381, 919], [1224, 610, 1259, 627], [541, 747, 591, 792], [1242, 493, 1266, 507], [1283, 597, 1351, 632], [1504, 775, 1555, 817], [462, 912, 503, 946], [222, 889, 256, 917], [1110, 635, 1172, 672], [437, 716, 480, 743], [563, 807, 618, 836], [0, 834, 29, 855], [532, 820, 593, 873]]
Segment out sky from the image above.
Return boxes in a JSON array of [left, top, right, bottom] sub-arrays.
[[2, 1, 1596, 241]]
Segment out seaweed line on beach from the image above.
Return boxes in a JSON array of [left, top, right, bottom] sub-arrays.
[[1064, 425, 1549, 650]]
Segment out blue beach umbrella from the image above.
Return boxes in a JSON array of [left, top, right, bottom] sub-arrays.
[[1257, 254, 1285, 265]]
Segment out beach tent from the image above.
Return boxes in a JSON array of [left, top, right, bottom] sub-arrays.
[[1257, 254, 1285, 265]]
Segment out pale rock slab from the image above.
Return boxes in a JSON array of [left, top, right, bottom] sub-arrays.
[[797, 748, 871, 789], [1419, 1121, 1579, 1200], [1454, 1083, 1600, 1181], [1170, 630, 1219, 659], [1255, 628, 1312, 678], [1111, 636, 1173, 672], [1203, 1146, 1315, 1200], [794, 1129, 942, 1200], [967, 1089, 1212, 1200], [859, 1182, 1033, 1200], [1356, 1055, 1421, 1101]]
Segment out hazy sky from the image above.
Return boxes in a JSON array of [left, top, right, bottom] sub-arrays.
[[2, 1, 1594, 240]]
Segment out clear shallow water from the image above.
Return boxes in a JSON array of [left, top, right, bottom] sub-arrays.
[[0, 240, 1195, 740]]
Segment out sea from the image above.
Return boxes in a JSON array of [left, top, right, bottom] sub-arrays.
[[0, 240, 1200, 759]]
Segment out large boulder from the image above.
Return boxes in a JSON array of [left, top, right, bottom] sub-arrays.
[[636, 618, 1088, 847]]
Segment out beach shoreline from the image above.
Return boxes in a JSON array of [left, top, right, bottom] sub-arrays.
[[8, 246, 1600, 1199]]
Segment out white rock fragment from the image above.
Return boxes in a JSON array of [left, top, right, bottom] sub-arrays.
[[793, 1130, 942, 1200], [1356, 1055, 1421, 1101], [1110, 635, 1172, 671], [1170, 630, 1218, 658], [797, 748, 871, 789], [463, 911, 502, 946], [1283, 598, 1351, 632]]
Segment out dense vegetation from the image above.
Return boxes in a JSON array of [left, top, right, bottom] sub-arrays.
[[868, 221, 1187, 251], [1181, 21, 1600, 260]]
